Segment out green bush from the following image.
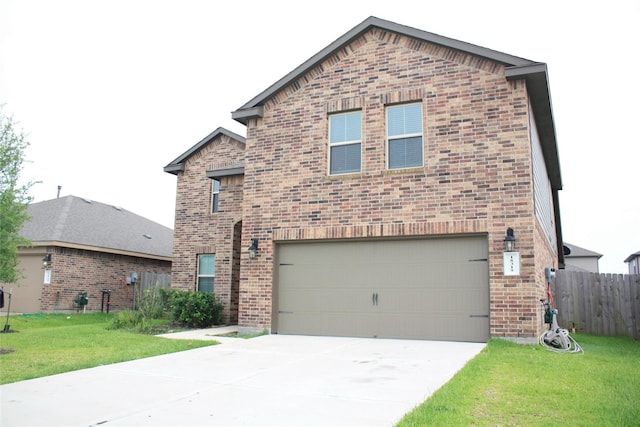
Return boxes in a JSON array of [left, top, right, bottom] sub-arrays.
[[162, 289, 224, 328], [109, 287, 225, 331]]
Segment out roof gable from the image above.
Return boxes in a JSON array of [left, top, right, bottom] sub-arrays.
[[20, 196, 173, 259], [164, 127, 245, 175], [564, 243, 603, 259], [233, 16, 536, 122], [230, 16, 560, 191]]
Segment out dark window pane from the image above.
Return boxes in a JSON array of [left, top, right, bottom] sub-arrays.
[[197, 277, 214, 293], [212, 194, 219, 213], [389, 137, 423, 169], [330, 143, 361, 174]]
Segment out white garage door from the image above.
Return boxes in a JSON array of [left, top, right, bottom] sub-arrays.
[[274, 236, 489, 342]]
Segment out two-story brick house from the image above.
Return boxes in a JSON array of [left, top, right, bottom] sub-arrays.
[[165, 17, 564, 343]]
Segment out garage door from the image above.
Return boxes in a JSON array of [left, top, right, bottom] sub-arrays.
[[274, 236, 489, 342]]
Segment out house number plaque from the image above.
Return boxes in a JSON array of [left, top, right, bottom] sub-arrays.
[[503, 251, 520, 276]]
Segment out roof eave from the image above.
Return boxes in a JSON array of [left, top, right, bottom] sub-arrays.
[[231, 106, 264, 126], [553, 190, 565, 268], [206, 165, 245, 179], [23, 241, 173, 262], [163, 164, 184, 175], [624, 252, 640, 263], [505, 63, 562, 191]]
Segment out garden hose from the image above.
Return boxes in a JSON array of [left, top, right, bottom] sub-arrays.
[[539, 326, 583, 353], [539, 282, 583, 354]]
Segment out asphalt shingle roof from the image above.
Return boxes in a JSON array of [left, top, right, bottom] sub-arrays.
[[20, 196, 173, 258]]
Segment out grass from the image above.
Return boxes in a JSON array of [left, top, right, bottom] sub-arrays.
[[0, 313, 217, 384], [396, 334, 640, 426], [2, 316, 638, 425]]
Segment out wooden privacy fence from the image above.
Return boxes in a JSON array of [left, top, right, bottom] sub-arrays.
[[554, 270, 640, 338], [139, 272, 171, 293]]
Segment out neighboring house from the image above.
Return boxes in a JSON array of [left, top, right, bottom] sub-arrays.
[[0, 196, 173, 314], [625, 251, 640, 275], [563, 243, 602, 273], [165, 17, 564, 343]]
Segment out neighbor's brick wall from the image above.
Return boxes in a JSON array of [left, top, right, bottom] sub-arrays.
[[239, 27, 555, 340], [40, 246, 171, 312], [171, 134, 244, 323]]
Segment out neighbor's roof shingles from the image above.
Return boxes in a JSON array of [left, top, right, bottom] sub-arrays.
[[20, 195, 173, 259]]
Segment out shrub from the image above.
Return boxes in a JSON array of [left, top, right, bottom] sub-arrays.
[[136, 284, 164, 320], [109, 283, 167, 333], [109, 309, 147, 332], [163, 289, 224, 328]]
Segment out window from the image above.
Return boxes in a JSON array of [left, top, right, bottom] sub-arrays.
[[211, 179, 220, 213], [197, 254, 215, 292], [387, 103, 423, 169], [329, 111, 361, 174]]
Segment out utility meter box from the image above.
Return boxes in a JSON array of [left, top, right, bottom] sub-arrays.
[[74, 292, 88, 309]]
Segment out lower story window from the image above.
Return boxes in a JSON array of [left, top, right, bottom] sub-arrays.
[[197, 254, 215, 292]]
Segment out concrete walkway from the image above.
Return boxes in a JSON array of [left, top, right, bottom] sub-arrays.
[[1, 329, 485, 426]]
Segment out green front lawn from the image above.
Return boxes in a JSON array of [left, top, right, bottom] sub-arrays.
[[2, 314, 638, 426], [397, 335, 640, 426], [0, 313, 216, 384]]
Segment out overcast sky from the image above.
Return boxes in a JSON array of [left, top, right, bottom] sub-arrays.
[[1, 0, 638, 273]]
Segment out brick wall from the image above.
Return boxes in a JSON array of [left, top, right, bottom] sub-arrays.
[[238, 28, 556, 340], [171, 134, 245, 323], [40, 246, 171, 312]]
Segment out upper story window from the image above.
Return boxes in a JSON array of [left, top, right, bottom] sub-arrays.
[[197, 254, 215, 292], [211, 179, 220, 213], [386, 103, 423, 169], [329, 111, 362, 175]]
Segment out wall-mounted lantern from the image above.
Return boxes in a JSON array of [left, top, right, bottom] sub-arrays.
[[504, 228, 516, 252], [42, 253, 52, 269], [248, 239, 259, 259], [503, 228, 520, 276]]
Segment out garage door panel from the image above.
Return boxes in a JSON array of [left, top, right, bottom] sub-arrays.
[[279, 266, 373, 289], [276, 236, 489, 342], [278, 312, 379, 337], [279, 288, 373, 312], [377, 288, 486, 314], [376, 313, 489, 341]]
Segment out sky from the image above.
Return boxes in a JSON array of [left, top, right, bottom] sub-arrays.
[[1, 0, 638, 273]]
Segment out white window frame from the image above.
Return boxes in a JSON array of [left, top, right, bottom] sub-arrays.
[[197, 254, 215, 292], [211, 179, 220, 214], [386, 103, 424, 170], [328, 111, 362, 175]]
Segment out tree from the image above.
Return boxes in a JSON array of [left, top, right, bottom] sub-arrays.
[[0, 107, 34, 284]]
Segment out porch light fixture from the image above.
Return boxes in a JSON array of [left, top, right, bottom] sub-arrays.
[[504, 228, 516, 252], [248, 238, 259, 259], [42, 253, 52, 269]]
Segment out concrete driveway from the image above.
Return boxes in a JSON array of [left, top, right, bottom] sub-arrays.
[[1, 334, 485, 426]]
